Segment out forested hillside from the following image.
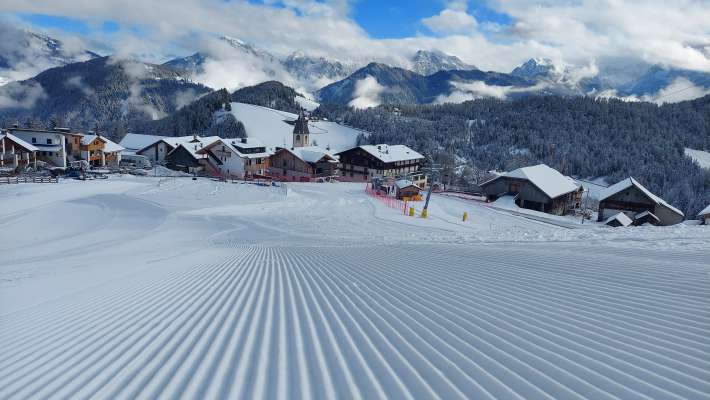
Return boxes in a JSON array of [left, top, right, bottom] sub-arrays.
[[316, 95, 710, 215]]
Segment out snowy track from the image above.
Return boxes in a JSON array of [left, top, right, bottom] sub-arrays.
[[1, 179, 709, 399], [1, 242, 709, 399]]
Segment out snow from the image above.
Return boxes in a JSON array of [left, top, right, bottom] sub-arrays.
[[1, 132, 39, 152], [229, 102, 362, 152], [698, 204, 710, 217], [359, 144, 425, 163], [685, 148, 710, 170], [295, 96, 320, 111], [604, 212, 633, 227], [1, 178, 709, 399], [489, 164, 579, 199], [600, 177, 684, 217], [119, 133, 168, 153], [283, 146, 338, 163]]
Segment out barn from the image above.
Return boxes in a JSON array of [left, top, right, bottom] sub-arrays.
[[480, 164, 582, 215], [394, 179, 421, 200], [597, 177, 684, 226]]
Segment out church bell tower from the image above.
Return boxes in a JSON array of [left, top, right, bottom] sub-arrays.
[[292, 112, 310, 148]]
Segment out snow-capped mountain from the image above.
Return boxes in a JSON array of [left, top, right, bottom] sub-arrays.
[[510, 58, 566, 81], [282, 51, 357, 89], [0, 26, 99, 85], [409, 50, 476, 76]]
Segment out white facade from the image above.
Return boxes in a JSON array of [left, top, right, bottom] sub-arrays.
[[9, 129, 67, 168]]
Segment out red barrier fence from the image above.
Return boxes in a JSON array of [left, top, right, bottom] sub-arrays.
[[365, 183, 408, 214]]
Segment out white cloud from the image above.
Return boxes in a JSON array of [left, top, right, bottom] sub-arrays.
[[435, 80, 550, 103], [348, 75, 385, 109], [596, 77, 710, 104], [0, 81, 47, 109], [422, 9, 477, 35]]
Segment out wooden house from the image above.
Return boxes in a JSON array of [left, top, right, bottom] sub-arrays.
[[603, 212, 633, 227], [337, 144, 426, 186], [394, 179, 421, 199], [136, 135, 220, 171], [480, 164, 582, 215], [697, 205, 710, 225], [1, 132, 38, 169], [268, 147, 338, 182], [196, 137, 270, 178], [79, 134, 124, 167], [597, 177, 684, 226]]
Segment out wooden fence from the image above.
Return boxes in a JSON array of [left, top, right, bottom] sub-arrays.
[[0, 176, 58, 185]]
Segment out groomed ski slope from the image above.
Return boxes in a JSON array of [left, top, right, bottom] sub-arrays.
[[1, 178, 709, 400]]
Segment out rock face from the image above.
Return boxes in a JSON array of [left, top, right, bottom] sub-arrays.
[[409, 50, 477, 76]]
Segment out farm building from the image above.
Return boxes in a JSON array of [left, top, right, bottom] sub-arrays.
[[698, 205, 710, 225], [480, 164, 582, 215], [268, 146, 338, 182], [394, 179, 421, 200], [336, 144, 426, 186], [0, 132, 38, 169], [597, 177, 684, 226], [196, 137, 270, 178]]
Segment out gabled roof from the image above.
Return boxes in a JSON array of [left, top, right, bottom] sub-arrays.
[[482, 164, 579, 199], [165, 136, 222, 160], [119, 133, 168, 152], [395, 179, 420, 189], [698, 204, 710, 217], [102, 138, 125, 153], [80, 134, 106, 145], [279, 146, 338, 164], [354, 144, 425, 163], [196, 138, 271, 159], [1, 132, 39, 152], [600, 177, 684, 217], [604, 212, 633, 227]]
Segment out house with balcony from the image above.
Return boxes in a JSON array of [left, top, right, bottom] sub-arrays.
[[196, 137, 271, 178]]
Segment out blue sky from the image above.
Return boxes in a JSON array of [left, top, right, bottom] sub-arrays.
[[17, 0, 512, 40]]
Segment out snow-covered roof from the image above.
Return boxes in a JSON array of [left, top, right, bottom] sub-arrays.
[[698, 204, 710, 217], [604, 212, 633, 227], [80, 134, 104, 145], [486, 164, 580, 199], [600, 177, 684, 217], [395, 179, 419, 189], [166, 136, 222, 160], [198, 138, 271, 159], [2, 132, 39, 152], [119, 133, 168, 152], [358, 144, 424, 163], [283, 146, 338, 164], [230, 137, 266, 149], [102, 138, 125, 153]]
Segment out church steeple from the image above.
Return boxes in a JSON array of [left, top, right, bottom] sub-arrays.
[[292, 112, 310, 148]]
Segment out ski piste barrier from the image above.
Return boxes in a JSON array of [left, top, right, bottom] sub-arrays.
[[365, 184, 408, 214]]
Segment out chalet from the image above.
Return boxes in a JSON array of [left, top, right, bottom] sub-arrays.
[[698, 205, 710, 225], [1, 132, 38, 169], [268, 146, 338, 181], [135, 135, 220, 170], [597, 177, 684, 226], [480, 164, 582, 215], [5, 127, 70, 168], [79, 133, 124, 167], [196, 137, 270, 178], [394, 179, 421, 200], [337, 144, 426, 186]]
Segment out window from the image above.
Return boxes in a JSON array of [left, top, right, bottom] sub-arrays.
[[47, 138, 52, 144], [295, 134, 300, 142], [32, 138, 37, 143]]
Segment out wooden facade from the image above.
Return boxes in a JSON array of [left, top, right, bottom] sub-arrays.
[[481, 176, 580, 215], [597, 183, 684, 226], [1, 134, 37, 168], [336, 145, 424, 184], [268, 148, 337, 182]]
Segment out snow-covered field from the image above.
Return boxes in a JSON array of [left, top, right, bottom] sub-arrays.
[[1, 177, 709, 399], [229, 102, 364, 152]]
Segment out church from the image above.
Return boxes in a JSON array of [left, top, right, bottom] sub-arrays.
[[267, 113, 339, 182]]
